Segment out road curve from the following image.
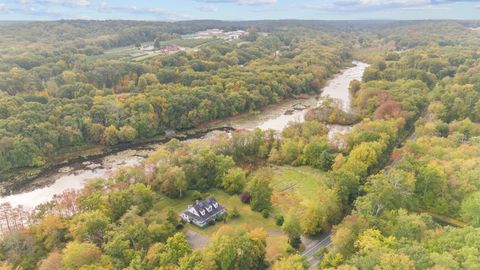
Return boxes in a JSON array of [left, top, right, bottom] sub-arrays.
[[302, 233, 332, 269]]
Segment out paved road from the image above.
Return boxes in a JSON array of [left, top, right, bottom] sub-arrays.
[[302, 233, 332, 269]]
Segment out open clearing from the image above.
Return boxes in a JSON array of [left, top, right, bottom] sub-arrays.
[[151, 165, 327, 261], [270, 165, 328, 213], [100, 38, 222, 62]]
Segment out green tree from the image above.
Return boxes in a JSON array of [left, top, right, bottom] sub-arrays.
[[355, 169, 416, 217], [118, 125, 137, 143], [247, 169, 273, 212], [160, 166, 188, 198], [461, 192, 480, 227], [104, 125, 119, 146], [62, 241, 102, 270], [272, 254, 309, 270], [222, 167, 246, 194], [303, 188, 341, 235], [208, 228, 267, 270], [69, 210, 110, 246], [282, 212, 302, 248]]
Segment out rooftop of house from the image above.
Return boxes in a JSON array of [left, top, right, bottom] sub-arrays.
[[182, 197, 224, 222]]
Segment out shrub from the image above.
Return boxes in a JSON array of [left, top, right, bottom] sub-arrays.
[[261, 209, 270, 218], [192, 190, 203, 200], [216, 213, 226, 222], [229, 207, 240, 219], [240, 191, 251, 204], [176, 223, 184, 230], [207, 219, 216, 226], [275, 215, 284, 226], [285, 244, 295, 254], [290, 235, 302, 249]]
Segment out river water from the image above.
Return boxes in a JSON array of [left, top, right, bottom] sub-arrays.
[[0, 61, 368, 208]]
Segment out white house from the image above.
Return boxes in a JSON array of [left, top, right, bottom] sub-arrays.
[[180, 197, 225, 227]]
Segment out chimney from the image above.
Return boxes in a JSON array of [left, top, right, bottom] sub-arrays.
[[195, 200, 199, 205]]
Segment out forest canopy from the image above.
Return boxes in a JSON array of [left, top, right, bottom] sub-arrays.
[[2, 19, 480, 270]]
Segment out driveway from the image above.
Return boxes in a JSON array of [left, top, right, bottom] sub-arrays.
[[185, 229, 210, 249]]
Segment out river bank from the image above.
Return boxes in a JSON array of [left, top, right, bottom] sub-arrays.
[[0, 92, 330, 197], [0, 126, 234, 196], [0, 61, 368, 208]]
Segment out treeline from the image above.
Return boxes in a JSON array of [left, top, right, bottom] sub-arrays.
[[320, 25, 480, 270], [0, 24, 350, 177], [3, 20, 480, 270]]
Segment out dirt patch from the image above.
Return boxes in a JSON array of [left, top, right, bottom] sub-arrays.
[[185, 229, 210, 250]]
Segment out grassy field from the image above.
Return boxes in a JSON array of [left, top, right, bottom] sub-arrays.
[[100, 38, 223, 62], [150, 165, 327, 261], [101, 45, 157, 62], [156, 38, 221, 48], [270, 165, 328, 214]]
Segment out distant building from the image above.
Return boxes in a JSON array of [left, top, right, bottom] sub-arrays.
[[226, 30, 247, 40], [141, 45, 155, 52], [180, 197, 225, 227], [187, 29, 248, 40], [158, 44, 185, 55]]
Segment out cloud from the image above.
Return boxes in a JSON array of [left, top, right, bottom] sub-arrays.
[[4, 0, 188, 20], [0, 4, 64, 18], [96, 3, 189, 20], [195, 0, 277, 6], [302, 0, 474, 12], [16, 0, 91, 7], [196, 4, 219, 12]]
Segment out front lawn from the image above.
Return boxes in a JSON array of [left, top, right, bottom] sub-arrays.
[[153, 188, 279, 234]]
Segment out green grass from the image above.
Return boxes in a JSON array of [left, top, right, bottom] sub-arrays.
[[152, 188, 288, 261], [156, 38, 221, 48], [149, 165, 326, 261], [270, 165, 328, 213], [153, 188, 279, 234]]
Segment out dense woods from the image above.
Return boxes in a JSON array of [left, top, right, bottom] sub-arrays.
[[2, 20, 480, 270], [0, 21, 351, 181]]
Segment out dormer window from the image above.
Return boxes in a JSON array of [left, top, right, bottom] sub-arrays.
[[200, 210, 206, 216], [207, 206, 212, 212], [213, 202, 218, 208]]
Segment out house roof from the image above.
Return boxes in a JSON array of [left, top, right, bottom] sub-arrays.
[[183, 197, 224, 223]]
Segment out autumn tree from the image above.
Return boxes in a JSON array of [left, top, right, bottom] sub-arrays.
[[303, 188, 341, 235], [272, 254, 309, 270], [222, 167, 246, 194], [247, 169, 273, 212], [62, 241, 102, 270]]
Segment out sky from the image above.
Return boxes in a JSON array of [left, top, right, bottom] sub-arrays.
[[0, 0, 479, 21]]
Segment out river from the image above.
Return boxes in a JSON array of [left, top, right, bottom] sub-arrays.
[[0, 61, 368, 208]]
